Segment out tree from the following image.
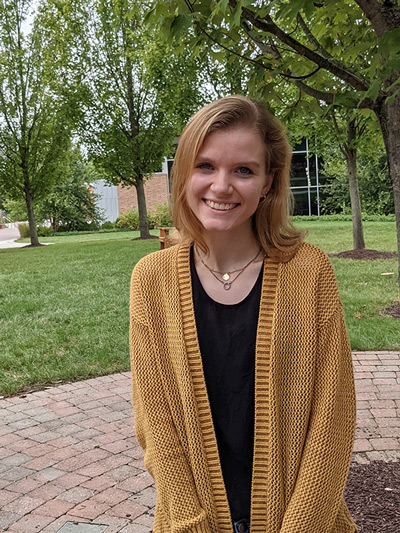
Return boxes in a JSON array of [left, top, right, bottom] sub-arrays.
[[0, 0, 75, 245], [68, 0, 205, 239], [155, 0, 400, 299], [320, 148, 393, 216], [36, 146, 103, 232], [310, 109, 378, 249]]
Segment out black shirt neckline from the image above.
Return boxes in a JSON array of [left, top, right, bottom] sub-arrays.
[[190, 246, 264, 308]]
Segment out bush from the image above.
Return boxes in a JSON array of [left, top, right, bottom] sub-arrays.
[[117, 204, 173, 230], [57, 221, 100, 232], [18, 224, 30, 238], [116, 209, 140, 230], [147, 203, 173, 229], [37, 226, 53, 237], [101, 221, 115, 230]]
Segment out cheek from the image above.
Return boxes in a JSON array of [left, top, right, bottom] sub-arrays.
[[186, 175, 204, 199], [185, 179, 198, 210]]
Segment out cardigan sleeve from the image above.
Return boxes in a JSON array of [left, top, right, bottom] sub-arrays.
[[279, 261, 357, 532], [129, 266, 211, 533]]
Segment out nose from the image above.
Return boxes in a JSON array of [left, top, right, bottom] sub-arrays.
[[210, 170, 232, 195]]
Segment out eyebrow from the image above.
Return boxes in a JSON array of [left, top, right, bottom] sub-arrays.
[[195, 155, 261, 170]]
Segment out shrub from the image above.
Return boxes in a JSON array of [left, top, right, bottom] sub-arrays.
[[101, 221, 115, 230], [116, 209, 140, 230], [18, 224, 30, 238], [147, 203, 173, 229], [57, 221, 100, 232], [37, 226, 53, 237]]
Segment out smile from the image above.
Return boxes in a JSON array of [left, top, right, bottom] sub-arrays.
[[204, 200, 238, 211]]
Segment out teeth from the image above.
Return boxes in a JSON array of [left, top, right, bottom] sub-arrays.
[[205, 200, 236, 211]]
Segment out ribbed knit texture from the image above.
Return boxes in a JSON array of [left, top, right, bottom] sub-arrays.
[[129, 243, 357, 533]]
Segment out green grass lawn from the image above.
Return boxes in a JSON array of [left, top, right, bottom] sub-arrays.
[[1, 220, 399, 396], [16, 229, 159, 244]]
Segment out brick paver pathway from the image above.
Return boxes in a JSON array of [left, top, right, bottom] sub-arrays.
[[0, 352, 399, 533]]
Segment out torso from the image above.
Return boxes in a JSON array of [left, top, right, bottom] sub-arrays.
[[191, 247, 263, 522]]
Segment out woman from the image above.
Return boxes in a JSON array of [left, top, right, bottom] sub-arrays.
[[129, 95, 357, 532]]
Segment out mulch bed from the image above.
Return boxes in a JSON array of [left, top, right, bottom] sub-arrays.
[[385, 302, 400, 320], [345, 461, 400, 532], [328, 249, 397, 260], [131, 235, 159, 241]]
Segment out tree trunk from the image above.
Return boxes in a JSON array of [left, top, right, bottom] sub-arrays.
[[125, 58, 150, 240], [346, 120, 365, 250], [24, 182, 40, 246], [376, 96, 400, 301], [136, 176, 150, 239]]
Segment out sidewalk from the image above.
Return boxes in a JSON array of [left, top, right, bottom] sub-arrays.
[[0, 226, 25, 249], [0, 352, 399, 533]]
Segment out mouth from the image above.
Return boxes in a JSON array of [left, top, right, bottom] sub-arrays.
[[204, 199, 238, 211]]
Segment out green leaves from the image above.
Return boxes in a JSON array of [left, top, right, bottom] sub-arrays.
[[379, 28, 400, 58], [170, 13, 192, 39], [275, 0, 318, 21]]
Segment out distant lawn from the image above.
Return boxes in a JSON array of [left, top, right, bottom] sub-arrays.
[[16, 229, 159, 244], [294, 218, 398, 253], [0, 237, 159, 396], [1, 220, 399, 396]]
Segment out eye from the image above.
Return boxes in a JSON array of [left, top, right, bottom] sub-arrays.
[[196, 162, 213, 171], [237, 166, 253, 175]]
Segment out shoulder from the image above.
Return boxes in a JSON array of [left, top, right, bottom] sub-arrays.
[[130, 245, 187, 324], [130, 243, 192, 297], [283, 242, 333, 275], [132, 244, 181, 281], [279, 242, 340, 315]]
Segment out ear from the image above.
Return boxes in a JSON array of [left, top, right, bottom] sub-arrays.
[[261, 172, 274, 197]]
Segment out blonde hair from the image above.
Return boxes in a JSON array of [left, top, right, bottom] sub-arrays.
[[171, 95, 304, 260]]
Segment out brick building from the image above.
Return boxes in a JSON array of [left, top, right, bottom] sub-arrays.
[[93, 165, 171, 222], [117, 173, 169, 214]]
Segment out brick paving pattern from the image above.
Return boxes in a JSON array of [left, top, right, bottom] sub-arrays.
[[0, 351, 399, 533]]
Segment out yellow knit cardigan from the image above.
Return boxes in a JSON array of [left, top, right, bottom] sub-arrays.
[[129, 242, 357, 533]]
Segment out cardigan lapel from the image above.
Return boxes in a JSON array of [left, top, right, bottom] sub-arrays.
[[250, 259, 280, 532]]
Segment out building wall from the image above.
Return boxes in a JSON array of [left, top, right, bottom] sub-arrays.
[[92, 180, 119, 222], [117, 173, 169, 215]]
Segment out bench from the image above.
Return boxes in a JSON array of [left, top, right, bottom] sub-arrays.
[[158, 227, 175, 249]]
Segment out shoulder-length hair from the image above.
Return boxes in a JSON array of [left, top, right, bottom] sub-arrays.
[[171, 95, 305, 261]]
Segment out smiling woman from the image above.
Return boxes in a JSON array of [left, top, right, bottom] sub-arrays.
[[186, 127, 272, 240], [129, 96, 358, 533]]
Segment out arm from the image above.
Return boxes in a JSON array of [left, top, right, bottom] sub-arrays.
[[280, 261, 357, 532], [130, 266, 211, 533]]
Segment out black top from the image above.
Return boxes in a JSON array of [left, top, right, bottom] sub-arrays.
[[191, 249, 262, 522]]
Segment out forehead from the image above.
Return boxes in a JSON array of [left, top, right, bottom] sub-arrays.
[[196, 126, 265, 158]]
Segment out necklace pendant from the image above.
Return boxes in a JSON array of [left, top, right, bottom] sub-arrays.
[[222, 273, 230, 281], [223, 282, 231, 290]]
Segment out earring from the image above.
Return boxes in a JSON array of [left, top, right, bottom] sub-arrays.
[[259, 191, 268, 202]]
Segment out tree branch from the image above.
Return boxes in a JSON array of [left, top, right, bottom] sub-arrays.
[[330, 111, 347, 158], [183, 0, 273, 71], [240, 23, 323, 80], [294, 79, 335, 104], [296, 12, 343, 68], [237, 3, 370, 92]]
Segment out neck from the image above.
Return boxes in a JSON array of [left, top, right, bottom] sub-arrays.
[[198, 230, 261, 272]]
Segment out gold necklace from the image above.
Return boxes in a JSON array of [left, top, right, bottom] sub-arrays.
[[196, 248, 262, 290]]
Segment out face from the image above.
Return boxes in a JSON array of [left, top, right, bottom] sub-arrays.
[[186, 126, 272, 237]]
